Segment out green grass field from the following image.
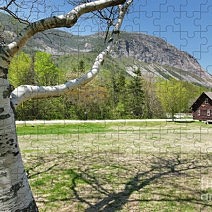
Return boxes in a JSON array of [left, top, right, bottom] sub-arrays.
[[17, 121, 212, 211]]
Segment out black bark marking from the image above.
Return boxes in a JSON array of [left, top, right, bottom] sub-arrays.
[[3, 90, 9, 98], [0, 53, 10, 63], [0, 171, 7, 177], [10, 182, 23, 194], [0, 47, 11, 77], [0, 114, 10, 119], [0, 107, 4, 114], [0, 33, 5, 45], [0, 150, 10, 157], [0, 136, 19, 157], [0, 67, 8, 78], [3, 84, 14, 98], [12, 151, 19, 156], [0, 150, 19, 157], [10, 101, 16, 116], [0, 134, 8, 140], [6, 138, 15, 146], [15, 199, 39, 212]]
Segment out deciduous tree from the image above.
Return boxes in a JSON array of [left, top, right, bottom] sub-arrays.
[[156, 78, 189, 120]]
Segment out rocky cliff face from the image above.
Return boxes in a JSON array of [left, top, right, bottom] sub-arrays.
[[113, 32, 212, 87], [117, 33, 198, 70]]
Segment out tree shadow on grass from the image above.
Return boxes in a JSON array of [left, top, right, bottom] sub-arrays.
[[31, 153, 211, 211], [69, 154, 211, 212], [25, 155, 59, 179]]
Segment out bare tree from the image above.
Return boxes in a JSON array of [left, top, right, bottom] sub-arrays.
[[0, 0, 132, 211]]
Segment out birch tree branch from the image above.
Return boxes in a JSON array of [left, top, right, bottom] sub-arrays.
[[7, 0, 126, 57], [10, 0, 133, 108], [10, 45, 111, 107]]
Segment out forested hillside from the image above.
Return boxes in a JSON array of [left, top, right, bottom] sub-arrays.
[[9, 52, 208, 120]]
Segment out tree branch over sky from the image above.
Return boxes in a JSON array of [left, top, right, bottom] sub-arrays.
[[0, 0, 30, 24], [7, 0, 125, 56]]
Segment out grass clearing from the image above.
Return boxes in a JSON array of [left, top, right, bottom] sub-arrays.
[[18, 120, 212, 211], [17, 123, 111, 135]]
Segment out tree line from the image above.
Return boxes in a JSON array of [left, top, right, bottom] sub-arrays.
[[9, 51, 207, 120]]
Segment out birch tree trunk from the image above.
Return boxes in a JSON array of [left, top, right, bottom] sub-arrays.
[[0, 0, 132, 210], [0, 56, 38, 210]]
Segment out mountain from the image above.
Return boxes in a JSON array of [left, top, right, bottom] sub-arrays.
[[113, 32, 212, 87], [1, 12, 212, 87]]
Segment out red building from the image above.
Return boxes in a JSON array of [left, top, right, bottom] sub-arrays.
[[191, 92, 212, 122]]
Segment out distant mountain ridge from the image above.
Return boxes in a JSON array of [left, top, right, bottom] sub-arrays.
[[1, 12, 212, 87], [112, 32, 212, 87]]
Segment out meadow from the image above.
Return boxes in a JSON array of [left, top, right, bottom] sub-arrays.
[[17, 121, 212, 211]]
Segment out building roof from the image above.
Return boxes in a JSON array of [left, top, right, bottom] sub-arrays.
[[205, 92, 212, 100], [191, 91, 212, 110]]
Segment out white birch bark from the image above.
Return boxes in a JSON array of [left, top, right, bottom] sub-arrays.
[[0, 0, 132, 211], [0, 78, 37, 211]]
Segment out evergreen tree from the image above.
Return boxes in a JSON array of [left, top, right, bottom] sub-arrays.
[[109, 70, 127, 118], [78, 59, 85, 72], [126, 69, 145, 118]]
